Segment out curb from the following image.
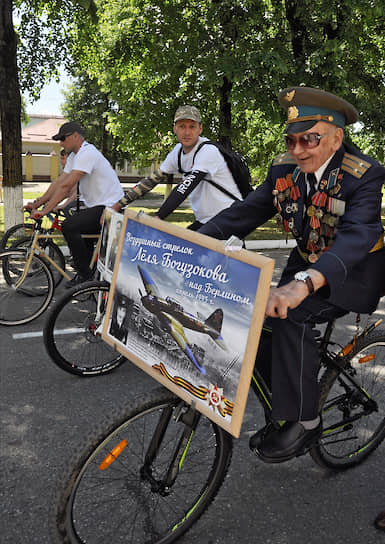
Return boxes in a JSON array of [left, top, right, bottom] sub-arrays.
[[245, 239, 296, 250]]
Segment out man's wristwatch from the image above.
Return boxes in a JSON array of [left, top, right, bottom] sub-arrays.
[[294, 271, 315, 295]]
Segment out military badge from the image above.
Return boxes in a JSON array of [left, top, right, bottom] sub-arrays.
[[288, 106, 299, 120]]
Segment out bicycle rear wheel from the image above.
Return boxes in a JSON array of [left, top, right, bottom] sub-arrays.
[[311, 327, 385, 469], [50, 387, 233, 544], [43, 280, 125, 376], [12, 236, 66, 287], [0, 249, 54, 325], [0, 221, 34, 250]]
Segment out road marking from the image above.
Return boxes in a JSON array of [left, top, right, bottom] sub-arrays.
[[13, 328, 83, 339]]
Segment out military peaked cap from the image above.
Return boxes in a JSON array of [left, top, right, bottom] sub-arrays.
[[278, 87, 358, 134]]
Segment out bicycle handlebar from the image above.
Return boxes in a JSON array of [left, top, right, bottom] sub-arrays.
[[22, 207, 64, 231]]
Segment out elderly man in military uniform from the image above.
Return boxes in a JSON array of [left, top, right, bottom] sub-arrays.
[[199, 87, 385, 463]]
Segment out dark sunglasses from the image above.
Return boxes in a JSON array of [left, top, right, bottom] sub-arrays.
[[284, 132, 330, 150], [59, 132, 74, 142]]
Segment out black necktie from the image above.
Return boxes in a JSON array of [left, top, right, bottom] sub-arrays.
[[306, 173, 317, 207], [303, 173, 317, 229]]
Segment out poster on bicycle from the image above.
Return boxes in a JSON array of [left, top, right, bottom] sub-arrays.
[[97, 208, 124, 282], [102, 209, 274, 437]]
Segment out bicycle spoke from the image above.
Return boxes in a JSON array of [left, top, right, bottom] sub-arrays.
[[44, 282, 124, 375], [52, 390, 232, 543], [312, 331, 385, 469]]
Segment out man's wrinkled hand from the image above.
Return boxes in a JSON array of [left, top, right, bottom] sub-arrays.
[[265, 281, 309, 319]]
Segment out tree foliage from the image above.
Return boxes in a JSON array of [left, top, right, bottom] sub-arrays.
[[8, 0, 385, 190], [64, 0, 384, 176], [282, 0, 385, 162], [72, 0, 283, 165], [15, 0, 81, 98], [61, 72, 129, 166]]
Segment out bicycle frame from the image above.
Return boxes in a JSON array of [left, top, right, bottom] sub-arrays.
[[15, 228, 100, 286], [250, 370, 273, 414], [101, 318, 376, 474], [150, 316, 382, 478]]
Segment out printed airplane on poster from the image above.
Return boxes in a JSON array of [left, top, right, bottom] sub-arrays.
[[137, 265, 227, 375]]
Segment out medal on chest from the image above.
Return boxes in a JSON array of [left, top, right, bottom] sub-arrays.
[[307, 170, 345, 262], [273, 168, 345, 262], [273, 170, 301, 236]]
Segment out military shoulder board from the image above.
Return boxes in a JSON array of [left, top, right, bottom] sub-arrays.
[[272, 152, 297, 166], [342, 153, 371, 179]]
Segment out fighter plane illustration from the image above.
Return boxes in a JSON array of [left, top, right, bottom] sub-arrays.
[[137, 265, 226, 375]]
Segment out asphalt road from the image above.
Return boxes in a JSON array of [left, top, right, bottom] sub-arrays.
[[0, 249, 384, 544]]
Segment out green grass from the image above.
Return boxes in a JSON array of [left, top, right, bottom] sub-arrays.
[[23, 192, 38, 200]]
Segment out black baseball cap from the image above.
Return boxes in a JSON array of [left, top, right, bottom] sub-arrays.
[[52, 121, 86, 140]]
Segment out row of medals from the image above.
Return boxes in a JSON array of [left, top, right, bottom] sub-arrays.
[[273, 177, 344, 263]]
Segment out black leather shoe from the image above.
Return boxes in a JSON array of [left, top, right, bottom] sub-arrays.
[[65, 272, 93, 289], [249, 421, 281, 452], [374, 510, 385, 531], [255, 420, 322, 464]]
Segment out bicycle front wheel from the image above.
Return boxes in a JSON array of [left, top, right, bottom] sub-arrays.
[[43, 280, 125, 376], [0, 249, 54, 325], [12, 236, 66, 287], [311, 327, 385, 469], [50, 387, 233, 544]]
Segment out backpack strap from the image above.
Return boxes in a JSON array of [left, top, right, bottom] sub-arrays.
[[177, 145, 185, 174], [177, 141, 240, 201], [202, 176, 241, 200]]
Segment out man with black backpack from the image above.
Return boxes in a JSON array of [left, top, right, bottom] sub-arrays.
[[114, 105, 252, 229]]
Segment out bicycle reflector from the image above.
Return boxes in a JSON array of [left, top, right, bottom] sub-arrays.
[[99, 439, 128, 470], [340, 342, 354, 356], [358, 354, 376, 364]]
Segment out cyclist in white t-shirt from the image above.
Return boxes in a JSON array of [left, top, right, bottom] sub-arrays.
[[29, 122, 124, 287], [113, 105, 242, 230]]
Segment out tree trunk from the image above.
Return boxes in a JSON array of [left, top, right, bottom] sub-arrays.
[[0, 0, 23, 230], [284, 0, 308, 80], [218, 76, 233, 151], [214, 0, 238, 151]]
